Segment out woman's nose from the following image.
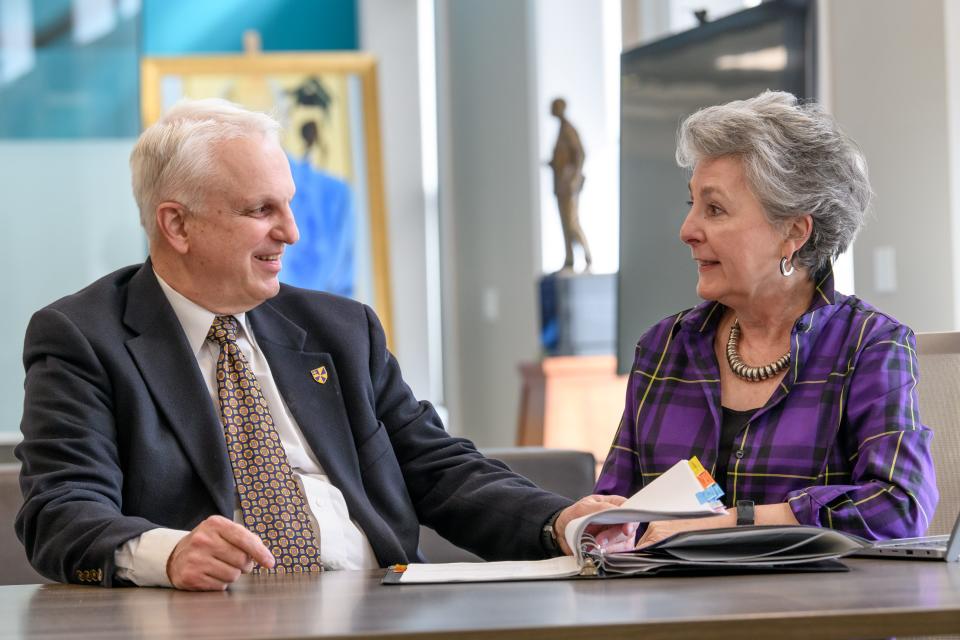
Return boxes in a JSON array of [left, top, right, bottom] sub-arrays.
[[679, 208, 700, 246]]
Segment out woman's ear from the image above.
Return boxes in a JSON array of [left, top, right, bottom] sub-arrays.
[[785, 213, 813, 255], [155, 202, 191, 255]]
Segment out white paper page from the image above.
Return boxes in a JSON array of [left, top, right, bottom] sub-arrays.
[[564, 459, 726, 556], [621, 460, 716, 511], [398, 556, 581, 583]]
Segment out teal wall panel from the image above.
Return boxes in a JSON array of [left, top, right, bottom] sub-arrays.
[[143, 0, 358, 54], [0, 0, 358, 138]]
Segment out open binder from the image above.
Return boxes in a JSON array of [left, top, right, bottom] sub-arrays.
[[384, 459, 868, 584]]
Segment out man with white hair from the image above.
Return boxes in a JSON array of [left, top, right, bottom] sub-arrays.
[[15, 99, 632, 590]]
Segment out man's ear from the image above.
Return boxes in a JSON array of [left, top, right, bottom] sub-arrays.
[[784, 213, 813, 256], [155, 202, 191, 255]]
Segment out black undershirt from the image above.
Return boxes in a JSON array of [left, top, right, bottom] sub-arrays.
[[716, 406, 759, 507]]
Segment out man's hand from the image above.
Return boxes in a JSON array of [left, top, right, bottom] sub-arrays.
[[555, 495, 639, 556], [166, 516, 275, 591]]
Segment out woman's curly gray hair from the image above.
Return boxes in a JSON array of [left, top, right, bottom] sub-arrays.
[[676, 90, 871, 275]]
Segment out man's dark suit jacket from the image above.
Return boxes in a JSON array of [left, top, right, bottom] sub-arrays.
[[16, 261, 571, 586]]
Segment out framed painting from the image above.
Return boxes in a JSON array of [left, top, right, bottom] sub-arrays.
[[141, 51, 394, 345]]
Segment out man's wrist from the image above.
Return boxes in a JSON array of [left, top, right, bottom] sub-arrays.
[[540, 509, 564, 557], [115, 528, 190, 587]]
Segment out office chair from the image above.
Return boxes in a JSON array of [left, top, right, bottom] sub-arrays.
[[418, 447, 596, 562], [916, 331, 960, 536]]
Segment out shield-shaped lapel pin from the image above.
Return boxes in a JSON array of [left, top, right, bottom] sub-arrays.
[[311, 366, 328, 384]]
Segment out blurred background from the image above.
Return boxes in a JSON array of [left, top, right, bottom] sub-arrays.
[[1, 0, 955, 462]]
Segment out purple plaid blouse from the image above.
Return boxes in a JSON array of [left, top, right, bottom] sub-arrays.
[[596, 272, 938, 540]]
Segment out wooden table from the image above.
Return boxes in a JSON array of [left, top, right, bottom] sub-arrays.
[[1, 559, 958, 639]]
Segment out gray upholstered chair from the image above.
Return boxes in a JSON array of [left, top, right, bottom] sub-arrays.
[[0, 463, 48, 585], [916, 331, 960, 536], [417, 447, 596, 563]]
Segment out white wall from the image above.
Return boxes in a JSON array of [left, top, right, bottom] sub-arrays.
[[827, 0, 957, 331], [438, 0, 541, 445], [358, 0, 438, 402], [0, 141, 145, 440], [944, 0, 960, 327]]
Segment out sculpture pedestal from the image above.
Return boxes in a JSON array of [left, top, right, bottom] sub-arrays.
[[516, 355, 627, 475], [539, 273, 616, 355]]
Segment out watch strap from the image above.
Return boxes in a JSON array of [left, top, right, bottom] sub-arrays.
[[736, 500, 755, 526], [541, 509, 563, 556]]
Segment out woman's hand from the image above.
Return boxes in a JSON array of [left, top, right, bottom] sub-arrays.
[[636, 512, 736, 548], [636, 502, 799, 548]]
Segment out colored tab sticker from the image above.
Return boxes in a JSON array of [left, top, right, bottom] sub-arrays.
[[695, 484, 725, 505], [696, 470, 715, 489], [688, 456, 705, 476]]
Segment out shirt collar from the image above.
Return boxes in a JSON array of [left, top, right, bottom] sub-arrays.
[[153, 269, 250, 357], [808, 267, 836, 312], [678, 266, 838, 335]]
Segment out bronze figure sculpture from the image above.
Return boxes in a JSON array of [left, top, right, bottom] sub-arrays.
[[548, 98, 592, 273]]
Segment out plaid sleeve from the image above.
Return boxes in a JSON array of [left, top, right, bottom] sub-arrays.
[[786, 320, 939, 539], [594, 401, 638, 497], [595, 314, 681, 497]]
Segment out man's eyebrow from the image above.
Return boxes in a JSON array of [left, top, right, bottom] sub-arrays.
[[230, 202, 266, 215]]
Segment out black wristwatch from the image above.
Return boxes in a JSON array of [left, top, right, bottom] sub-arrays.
[[736, 500, 755, 526], [541, 509, 563, 556]]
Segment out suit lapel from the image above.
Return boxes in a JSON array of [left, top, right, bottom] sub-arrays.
[[250, 302, 410, 563], [247, 303, 366, 514], [122, 262, 234, 517]]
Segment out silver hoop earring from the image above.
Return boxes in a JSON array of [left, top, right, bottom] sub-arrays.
[[779, 256, 795, 277]]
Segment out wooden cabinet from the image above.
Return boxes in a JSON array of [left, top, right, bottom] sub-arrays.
[[516, 355, 628, 476]]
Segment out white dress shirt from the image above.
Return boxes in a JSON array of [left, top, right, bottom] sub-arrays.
[[114, 272, 379, 586]]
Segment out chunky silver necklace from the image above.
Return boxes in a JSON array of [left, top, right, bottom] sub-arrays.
[[725, 319, 791, 382]]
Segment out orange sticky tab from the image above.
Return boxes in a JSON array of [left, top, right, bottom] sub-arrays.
[[696, 470, 715, 489], [392, 564, 408, 573], [688, 456, 705, 476]]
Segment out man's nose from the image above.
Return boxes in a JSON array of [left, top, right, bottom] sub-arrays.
[[276, 206, 300, 245]]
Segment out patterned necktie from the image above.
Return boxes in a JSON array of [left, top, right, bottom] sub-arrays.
[[207, 315, 323, 574]]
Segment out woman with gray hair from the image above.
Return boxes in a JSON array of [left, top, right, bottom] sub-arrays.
[[595, 91, 937, 544]]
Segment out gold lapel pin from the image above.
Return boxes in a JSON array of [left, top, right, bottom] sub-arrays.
[[311, 366, 329, 384]]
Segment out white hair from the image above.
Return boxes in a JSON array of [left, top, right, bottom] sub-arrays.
[[130, 98, 282, 241], [676, 90, 872, 275]]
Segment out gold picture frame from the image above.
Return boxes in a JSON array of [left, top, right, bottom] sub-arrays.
[[141, 51, 394, 345]]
